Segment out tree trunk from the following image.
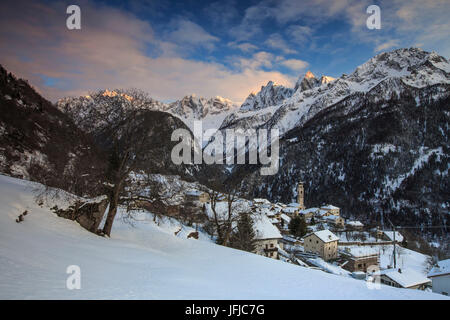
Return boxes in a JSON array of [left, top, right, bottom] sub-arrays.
[[222, 225, 233, 247], [102, 185, 121, 237]]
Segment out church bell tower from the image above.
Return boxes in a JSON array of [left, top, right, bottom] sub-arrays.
[[297, 182, 305, 210]]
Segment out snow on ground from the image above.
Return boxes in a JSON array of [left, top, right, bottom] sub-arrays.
[[0, 174, 446, 300], [306, 258, 351, 277], [378, 245, 431, 275]]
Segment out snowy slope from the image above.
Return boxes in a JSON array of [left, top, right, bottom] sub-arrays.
[[0, 174, 446, 300], [378, 245, 431, 275]]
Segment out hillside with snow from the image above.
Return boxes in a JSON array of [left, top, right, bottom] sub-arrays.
[[0, 174, 446, 300]]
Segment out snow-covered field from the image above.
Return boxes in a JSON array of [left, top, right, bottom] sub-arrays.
[[0, 175, 447, 300], [378, 245, 431, 275]]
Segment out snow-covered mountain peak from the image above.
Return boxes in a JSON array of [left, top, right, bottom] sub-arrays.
[[240, 80, 294, 111], [348, 47, 449, 86], [217, 47, 449, 142], [320, 75, 336, 84], [162, 94, 239, 135], [57, 89, 168, 132], [166, 94, 238, 119], [293, 70, 334, 92], [304, 70, 316, 79]]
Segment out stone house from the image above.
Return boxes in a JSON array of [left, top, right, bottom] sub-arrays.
[[323, 215, 345, 228], [298, 208, 318, 220], [304, 230, 339, 261], [340, 246, 379, 272], [346, 220, 364, 230], [320, 204, 340, 216]]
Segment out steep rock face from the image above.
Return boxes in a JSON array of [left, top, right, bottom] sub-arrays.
[[0, 65, 105, 196], [294, 71, 335, 92], [240, 81, 294, 111], [294, 71, 318, 91]]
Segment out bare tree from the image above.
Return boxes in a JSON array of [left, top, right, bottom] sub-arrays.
[[99, 108, 174, 236], [204, 184, 248, 247]]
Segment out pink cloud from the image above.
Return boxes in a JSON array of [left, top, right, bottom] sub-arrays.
[[0, 0, 294, 103]]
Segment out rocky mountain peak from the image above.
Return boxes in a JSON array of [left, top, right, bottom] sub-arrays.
[[304, 70, 316, 79], [240, 81, 294, 111], [294, 71, 318, 92]]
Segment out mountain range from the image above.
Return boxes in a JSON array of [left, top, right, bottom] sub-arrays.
[[1, 47, 449, 242]]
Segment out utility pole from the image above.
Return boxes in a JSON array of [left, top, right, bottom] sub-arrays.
[[387, 218, 396, 269], [393, 225, 396, 269]]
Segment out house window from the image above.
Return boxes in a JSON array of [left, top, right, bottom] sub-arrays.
[[270, 243, 274, 248]]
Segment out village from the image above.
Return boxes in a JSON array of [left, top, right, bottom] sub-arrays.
[[180, 181, 450, 296]]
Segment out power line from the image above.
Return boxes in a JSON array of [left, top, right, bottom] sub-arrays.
[[394, 225, 448, 229]]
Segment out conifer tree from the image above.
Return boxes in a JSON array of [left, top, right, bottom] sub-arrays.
[[289, 216, 307, 237]]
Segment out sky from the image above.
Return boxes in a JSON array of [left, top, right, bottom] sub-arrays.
[[0, 0, 449, 103]]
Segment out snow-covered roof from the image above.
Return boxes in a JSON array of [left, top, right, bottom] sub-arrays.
[[253, 215, 282, 240], [299, 207, 319, 214], [382, 231, 404, 242], [253, 198, 271, 204], [306, 230, 339, 243], [277, 245, 290, 258], [288, 202, 300, 207], [282, 235, 299, 243], [341, 246, 379, 258], [280, 213, 291, 223], [427, 259, 450, 278], [269, 218, 279, 224], [254, 206, 276, 217], [346, 220, 364, 227], [272, 207, 282, 213], [380, 268, 430, 288], [316, 209, 330, 216], [323, 215, 342, 221], [185, 190, 202, 196], [321, 204, 339, 210], [282, 207, 298, 214]]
